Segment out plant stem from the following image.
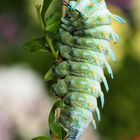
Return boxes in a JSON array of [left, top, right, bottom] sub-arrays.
[[45, 34, 58, 59], [35, 3, 58, 59]]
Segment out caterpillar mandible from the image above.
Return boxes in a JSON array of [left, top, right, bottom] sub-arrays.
[[51, 0, 125, 139]]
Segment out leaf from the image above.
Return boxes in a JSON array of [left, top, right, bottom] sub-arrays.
[[41, 0, 52, 19], [44, 67, 55, 81], [49, 101, 67, 139], [23, 37, 50, 53], [32, 136, 51, 140], [41, 0, 62, 35], [45, 12, 61, 33], [47, 21, 60, 33], [41, 0, 52, 20], [44, 0, 62, 20]]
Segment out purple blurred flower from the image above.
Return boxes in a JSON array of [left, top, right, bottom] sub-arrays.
[[108, 0, 136, 28], [108, 0, 133, 10], [0, 13, 20, 44]]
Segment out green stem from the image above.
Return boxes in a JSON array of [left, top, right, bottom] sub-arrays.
[[45, 34, 58, 59], [35, 3, 58, 59]]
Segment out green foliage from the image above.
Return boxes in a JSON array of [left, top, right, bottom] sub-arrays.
[[49, 101, 67, 139], [24, 0, 61, 62], [43, 0, 62, 20], [23, 37, 51, 53], [41, 0, 52, 20], [41, 0, 62, 33], [44, 67, 55, 81], [32, 136, 52, 140], [30, 0, 61, 58], [45, 12, 61, 33], [23, 1, 63, 139]]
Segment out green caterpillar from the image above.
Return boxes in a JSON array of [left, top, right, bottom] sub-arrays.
[[50, 0, 125, 139]]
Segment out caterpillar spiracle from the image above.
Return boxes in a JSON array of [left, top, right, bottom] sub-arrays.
[[51, 0, 125, 139]]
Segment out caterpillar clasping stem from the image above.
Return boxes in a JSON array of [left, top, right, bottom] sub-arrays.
[[50, 0, 125, 139]]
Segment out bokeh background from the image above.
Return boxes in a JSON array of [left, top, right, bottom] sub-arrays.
[[0, 0, 140, 140]]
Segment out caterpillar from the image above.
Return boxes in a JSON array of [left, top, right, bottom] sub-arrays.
[[51, 0, 125, 140]]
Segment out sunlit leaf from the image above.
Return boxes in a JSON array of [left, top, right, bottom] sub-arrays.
[[44, 67, 55, 81], [42, 0, 62, 33], [45, 12, 61, 33], [41, 0, 52, 20], [44, 0, 62, 19]]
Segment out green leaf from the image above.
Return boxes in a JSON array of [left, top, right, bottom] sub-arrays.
[[44, 0, 62, 19], [45, 12, 61, 33], [41, 0, 52, 20], [42, 0, 62, 33], [46, 22, 59, 33], [44, 67, 55, 81], [32, 136, 51, 140], [34, 4, 45, 29], [23, 37, 51, 53], [49, 101, 67, 139]]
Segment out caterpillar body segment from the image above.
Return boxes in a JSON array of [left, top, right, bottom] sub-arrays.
[[53, 76, 102, 95], [62, 1, 125, 31], [59, 106, 92, 140], [51, 0, 125, 139], [53, 61, 109, 92], [59, 29, 116, 62], [74, 25, 120, 43], [58, 44, 114, 78], [61, 10, 112, 29]]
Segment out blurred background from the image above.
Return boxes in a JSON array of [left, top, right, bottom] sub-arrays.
[[0, 0, 140, 140]]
